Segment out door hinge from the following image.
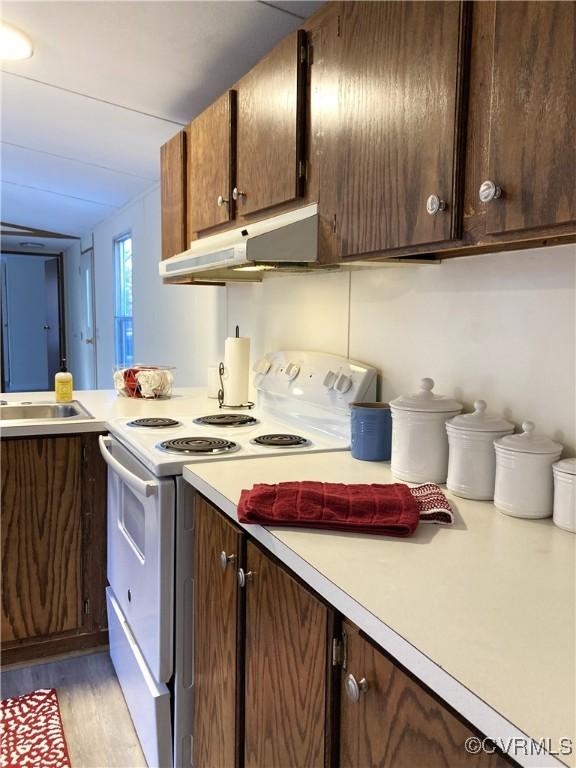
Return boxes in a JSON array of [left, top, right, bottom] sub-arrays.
[[332, 213, 337, 234], [337, 14, 341, 38], [83, 599, 91, 615], [300, 43, 308, 65], [82, 444, 87, 463], [298, 160, 307, 180], [332, 632, 347, 668]]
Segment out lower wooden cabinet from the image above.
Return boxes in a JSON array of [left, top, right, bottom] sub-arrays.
[[192, 497, 516, 768], [1, 433, 108, 664], [192, 496, 243, 768], [339, 621, 510, 768], [244, 540, 329, 768]]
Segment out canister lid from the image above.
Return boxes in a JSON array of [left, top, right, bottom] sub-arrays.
[[495, 422, 563, 455], [447, 400, 514, 433], [390, 378, 462, 413], [553, 458, 576, 475]]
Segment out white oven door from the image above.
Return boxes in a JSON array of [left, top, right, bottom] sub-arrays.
[[100, 435, 175, 683]]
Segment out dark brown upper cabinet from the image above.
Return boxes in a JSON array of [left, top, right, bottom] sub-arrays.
[[188, 91, 236, 236], [235, 30, 308, 217], [160, 130, 187, 260], [480, 1, 575, 236], [339, 621, 511, 768], [320, 1, 470, 259]]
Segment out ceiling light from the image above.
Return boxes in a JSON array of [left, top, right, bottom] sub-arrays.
[[19, 242, 45, 248], [0, 23, 33, 61]]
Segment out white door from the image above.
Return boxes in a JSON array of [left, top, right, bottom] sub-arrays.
[[1, 254, 58, 391], [77, 247, 97, 389]]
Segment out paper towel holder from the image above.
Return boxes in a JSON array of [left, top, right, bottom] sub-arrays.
[[217, 362, 255, 410]]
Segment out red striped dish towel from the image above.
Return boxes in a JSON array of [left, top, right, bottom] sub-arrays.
[[409, 483, 454, 525]]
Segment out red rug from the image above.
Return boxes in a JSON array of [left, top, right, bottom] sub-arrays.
[[0, 688, 71, 768]]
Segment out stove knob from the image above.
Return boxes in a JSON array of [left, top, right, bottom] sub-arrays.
[[323, 371, 337, 389], [254, 358, 271, 375], [284, 363, 300, 381], [335, 374, 352, 394]]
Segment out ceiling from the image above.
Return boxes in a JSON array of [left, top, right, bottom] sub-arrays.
[[0, 1, 324, 251]]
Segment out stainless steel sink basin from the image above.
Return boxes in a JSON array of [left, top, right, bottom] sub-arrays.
[[0, 400, 94, 421]]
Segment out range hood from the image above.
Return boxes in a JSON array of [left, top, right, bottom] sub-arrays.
[[159, 203, 319, 283]]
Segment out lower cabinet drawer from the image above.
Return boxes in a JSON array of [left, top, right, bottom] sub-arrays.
[[106, 588, 173, 768]]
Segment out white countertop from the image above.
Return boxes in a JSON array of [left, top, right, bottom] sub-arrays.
[[0, 388, 208, 437], [183, 453, 576, 768]]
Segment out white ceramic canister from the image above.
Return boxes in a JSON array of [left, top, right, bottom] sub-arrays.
[[494, 422, 563, 518], [446, 400, 514, 500], [552, 458, 576, 532], [390, 378, 462, 483]]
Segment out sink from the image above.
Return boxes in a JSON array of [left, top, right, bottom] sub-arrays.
[[0, 400, 94, 421]]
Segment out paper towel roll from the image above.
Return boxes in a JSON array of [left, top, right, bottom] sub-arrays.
[[223, 336, 250, 406]]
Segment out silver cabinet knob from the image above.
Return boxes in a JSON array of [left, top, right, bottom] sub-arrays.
[[345, 673, 369, 703], [217, 195, 229, 207], [479, 180, 503, 203], [232, 187, 245, 201], [237, 568, 254, 588], [426, 194, 447, 216], [219, 550, 236, 571]]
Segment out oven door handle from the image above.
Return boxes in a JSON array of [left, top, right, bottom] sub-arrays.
[[99, 435, 159, 498]]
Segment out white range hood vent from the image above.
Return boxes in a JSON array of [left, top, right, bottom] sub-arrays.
[[159, 203, 319, 282]]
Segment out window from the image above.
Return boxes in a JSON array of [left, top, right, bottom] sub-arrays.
[[114, 233, 133, 367]]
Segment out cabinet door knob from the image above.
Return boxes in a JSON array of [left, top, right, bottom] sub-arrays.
[[217, 195, 229, 207], [345, 673, 368, 703], [237, 568, 254, 588], [219, 550, 236, 571], [426, 194, 447, 216], [479, 180, 503, 203], [232, 187, 245, 201]]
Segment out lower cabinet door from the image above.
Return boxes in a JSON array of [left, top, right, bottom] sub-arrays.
[[244, 541, 328, 768], [192, 497, 243, 768], [339, 620, 510, 768], [106, 589, 173, 768]]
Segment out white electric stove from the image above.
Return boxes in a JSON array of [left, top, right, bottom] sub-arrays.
[[106, 350, 377, 476], [99, 351, 377, 768]]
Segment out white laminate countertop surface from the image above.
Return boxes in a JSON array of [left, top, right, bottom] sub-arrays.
[[183, 453, 576, 768], [0, 388, 208, 437]]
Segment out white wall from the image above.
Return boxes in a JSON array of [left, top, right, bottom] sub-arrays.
[[63, 240, 86, 386], [84, 184, 226, 389], [228, 244, 576, 455]]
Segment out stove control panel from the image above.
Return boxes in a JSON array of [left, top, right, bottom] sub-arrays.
[[254, 350, 377, 410]]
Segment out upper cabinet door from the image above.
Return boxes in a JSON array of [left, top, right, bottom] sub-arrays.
[[160, 131, 187, 259], [236, 30, 307, 217], [483, 2, 576, 236], [188, 91, 236, 235], [322, 1, 469, 258]]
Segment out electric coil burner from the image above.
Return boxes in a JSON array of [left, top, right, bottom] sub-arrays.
[[127, 418, 182, 428], [251, 433, 310, 448], [157, 436, 240, 455], [193, 413, 259, 427]]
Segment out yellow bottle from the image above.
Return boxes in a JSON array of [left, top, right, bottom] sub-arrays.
[[55, 360, 73, 403]]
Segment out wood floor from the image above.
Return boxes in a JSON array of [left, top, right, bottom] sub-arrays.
[[1, 650, 147, 768]]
